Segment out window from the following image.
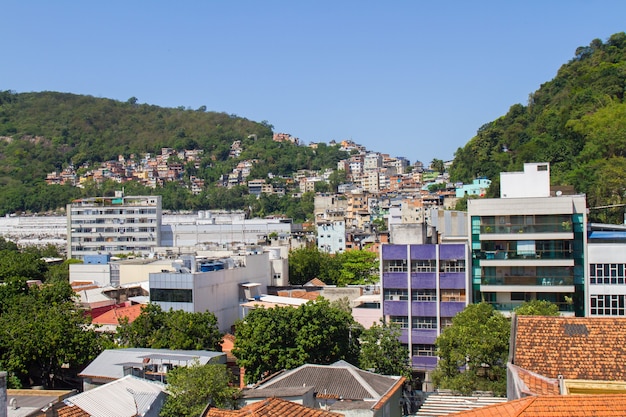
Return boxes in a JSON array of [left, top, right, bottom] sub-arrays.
[[511, 292, 530, 301], [590, 294, 626, 316], [150, 289, 193, 303], [440, 317, 453, 329], [440, 260, 465, 273], [412, 344, 436, 356], [590, 263, 626, 284], [441, 290, 466, 302], [384, 259, 408, 272], [384, 289, 408, 301], [413, 317, 437, 329], [389, 316, 409, 328], [412, 259, 436, 272], [413, 289, 437, 302]]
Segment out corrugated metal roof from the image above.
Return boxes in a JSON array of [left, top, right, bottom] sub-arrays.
[[65, 375, 165, 417], [79, 348, 226, 379]]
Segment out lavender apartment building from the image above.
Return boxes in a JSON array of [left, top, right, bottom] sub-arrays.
[[381, 243, 469, 386]]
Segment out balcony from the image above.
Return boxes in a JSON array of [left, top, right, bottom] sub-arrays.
[[487, 301, 575, 314]]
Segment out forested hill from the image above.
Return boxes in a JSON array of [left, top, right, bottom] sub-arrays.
[[450, 32, 626, 223], [0, 91, 347, 217]]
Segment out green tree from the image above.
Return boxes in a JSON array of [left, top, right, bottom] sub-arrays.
[[359, 319, 410, 378], [513, 299, 560, 316], [288, 246, 328, 285], [233, 298, 360, 384], [431, 158, 445, 174], [117, 304, 223, 351], [334, 249, 379, 286], [0, 278, 110, 388], [431, 303, 510, 396], [160, 362, 239, 417]]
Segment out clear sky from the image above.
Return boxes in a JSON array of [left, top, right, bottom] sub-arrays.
[[2, 1, 626, 165]]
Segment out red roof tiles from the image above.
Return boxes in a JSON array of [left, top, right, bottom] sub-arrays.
[[205, 397, 344, 416], [449, 394, 626, 416], [511, 316, 626, 381], [91, 304, 143, 325]]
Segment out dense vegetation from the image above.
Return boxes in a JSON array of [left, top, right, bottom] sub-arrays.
[[450, 32, 626, 223], [0, 91, 347, 218]]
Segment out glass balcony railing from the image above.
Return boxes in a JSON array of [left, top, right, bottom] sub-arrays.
[[481, 276, 574, 286], [486, 301, 575, 312], [473, 250, 575, 260], [480, 222, 573, 234]]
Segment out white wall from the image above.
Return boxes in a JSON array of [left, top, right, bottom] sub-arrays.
[[500, 162, 550, 198]]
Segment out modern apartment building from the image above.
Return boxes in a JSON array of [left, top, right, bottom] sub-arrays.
[[467, 163, 587, 316], [67, 192, 162, 259], [381, 243, 469, 385], [586, 223, 626, 316]]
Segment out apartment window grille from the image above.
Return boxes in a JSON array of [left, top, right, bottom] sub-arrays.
[[440, 260, 466, 273], [389, 316, 409, 328], [440, 317, 454, 329], [412, 317, 437, 329], [441, 290, 466, 302], [413, 289, 437, 302], [384, 259, 408, 273], [384, 289, 409, 301], [590, 294, 626, 316], [412, 344, 436, 356], [412, 259, 436, 272], [590, 263, 626, 284]]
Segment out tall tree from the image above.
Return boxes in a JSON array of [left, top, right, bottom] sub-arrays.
[[0, 278, 110, 388], [359, 319, 410, 378], [233, 298, 360, 384], [117, 304, 223, 351], [431, 303, 510, 396], [514, 299, 560, 316], [160, 363, 240, 417]]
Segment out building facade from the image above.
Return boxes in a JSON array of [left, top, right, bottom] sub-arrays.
[[586, 225, 626, 316], [67, 192, 162, 259], [381, 243, 469, 384], [467, 163, 587, 316]]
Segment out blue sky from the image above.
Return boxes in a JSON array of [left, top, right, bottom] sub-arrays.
[[2, 1, 626, 165]]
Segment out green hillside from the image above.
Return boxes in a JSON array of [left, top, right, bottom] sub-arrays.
[[0, 91, 347, 218], [450, 32, 626, 223]]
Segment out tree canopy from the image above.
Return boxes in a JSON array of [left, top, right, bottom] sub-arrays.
[[116, 304, 223, 351], [160, 362, 240, 417], [449, 32, 626, 223], [513, 299, 560, 316], [232, 298, 361, 384], [431, 303, 510, 396], [288, 246, 379, 286], [358, 319, 410, 378]]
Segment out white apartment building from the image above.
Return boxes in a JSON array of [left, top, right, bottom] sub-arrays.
[[363, 152, 383, 171], [67, 192, 162, 259], [149, 253, 273, 332]]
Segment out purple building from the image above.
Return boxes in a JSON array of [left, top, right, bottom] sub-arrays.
[[381, 243, 469, 385]]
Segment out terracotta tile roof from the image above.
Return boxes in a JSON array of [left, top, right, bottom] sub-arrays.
[[305, 278, 326, 287], [511, 316, 626, 380], [56, 405, 90, 417], [91, 304, 143, 325], [205, 397, 344, 416], [448, 394, 626, 416], [509, 364, 561, 396]]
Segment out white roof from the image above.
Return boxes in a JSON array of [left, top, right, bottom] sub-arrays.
[[65, 375, 165, 417], [79, 348, 226, 380]]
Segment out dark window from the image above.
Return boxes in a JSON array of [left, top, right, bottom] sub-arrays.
[[150, 288, 193, 303]]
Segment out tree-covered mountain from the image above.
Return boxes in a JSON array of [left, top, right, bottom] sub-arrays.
[[450, 32, 626, 223], [0, 91, 347, 218]]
